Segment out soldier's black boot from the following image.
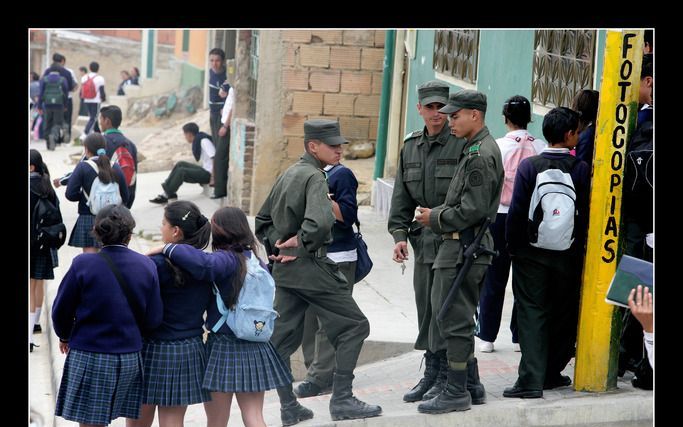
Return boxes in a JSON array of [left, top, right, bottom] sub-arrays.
[[403, 351, 440, 402], [277, 384, 314, 426], [418, 368, 471, 414], [467, 357, 486, 404], [329, 372, 382, 421], [421, 350, 447, 400]]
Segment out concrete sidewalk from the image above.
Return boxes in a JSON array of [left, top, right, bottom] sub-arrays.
[[29, 138, 653, 427]]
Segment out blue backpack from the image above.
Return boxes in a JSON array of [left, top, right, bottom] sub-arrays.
[[211, 253, 278, 342]]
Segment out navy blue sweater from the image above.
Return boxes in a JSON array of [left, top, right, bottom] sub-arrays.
[[208, 68, 227, 113], [146, 254, 213, 340], [163, 243, 267, 335], [65, 157, 130, 214], [326, 164, 359, 253], [575, 124, 595, 170], [505, 149, 590, 255], [52, 246, 163, 353]]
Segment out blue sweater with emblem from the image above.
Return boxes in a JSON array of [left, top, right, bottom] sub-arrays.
[[146, 254, 213, 340], [52, 246, 163, 353], [162, 243, 267, 335]]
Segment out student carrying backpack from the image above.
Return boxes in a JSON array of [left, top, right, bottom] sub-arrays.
[[500, 134, 539, 206], [526, 156, 579, 251], [82, 160, 123, 215], [42, 73, 67, 107], [31, 189, 67, 251], [81, 74, 97, 100], [211, 253, 278, 342]]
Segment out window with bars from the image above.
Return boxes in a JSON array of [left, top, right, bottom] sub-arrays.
[[532, 30, 596, 109], [433, 30, 480, 84], [247, 30, 259, 121]]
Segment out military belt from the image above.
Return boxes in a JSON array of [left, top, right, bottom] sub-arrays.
[[278, 246, 328, 258]]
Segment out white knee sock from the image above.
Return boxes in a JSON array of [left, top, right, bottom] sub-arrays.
[[29, 312, 36, 344], [34, 307, 42, 325]]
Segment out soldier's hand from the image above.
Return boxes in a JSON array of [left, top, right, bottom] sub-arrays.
[[415, 207, 431, 227], [269, 254, 298, 263], [276, 235, 299, 249], [393, 241, 409, 263]]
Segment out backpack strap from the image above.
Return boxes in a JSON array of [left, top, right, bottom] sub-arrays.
[[81, 159, 99, 201], [98, 252, 144, 328], [211, 282, 230, 333]]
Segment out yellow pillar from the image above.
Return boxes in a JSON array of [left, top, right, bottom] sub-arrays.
[[574, 29, 643, 391]]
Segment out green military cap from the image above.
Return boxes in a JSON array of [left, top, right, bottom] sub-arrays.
[[418, 80, 449, 106], [304, 119, 349, 145], [439, 89, 487, 114]]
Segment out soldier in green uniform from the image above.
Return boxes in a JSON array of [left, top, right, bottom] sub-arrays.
[[388, 80, 467, 402], [414, 90, 503, 414], [255, 119, 382, 426]]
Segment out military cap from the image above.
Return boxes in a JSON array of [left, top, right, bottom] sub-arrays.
[[304, 119, 349, 145], [418, 80, 449, 106], [439, 89, 487, 114]]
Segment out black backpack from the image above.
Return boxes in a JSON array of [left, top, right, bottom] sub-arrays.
[[42, 73, 66, 106], [31, 189, 66, 251]]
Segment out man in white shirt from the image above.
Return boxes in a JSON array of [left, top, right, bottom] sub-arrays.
[[81, 61, 106, 135], [149, 122, 216, 204]]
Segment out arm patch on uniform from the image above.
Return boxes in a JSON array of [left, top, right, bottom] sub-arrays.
[[469, 170, 483, 187]]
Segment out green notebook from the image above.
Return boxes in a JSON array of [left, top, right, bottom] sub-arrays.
[[605, 255, 653, 308]]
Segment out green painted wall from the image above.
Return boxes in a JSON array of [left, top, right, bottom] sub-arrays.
[[404, 29, 608, 143], [181, 62, 204, 89]]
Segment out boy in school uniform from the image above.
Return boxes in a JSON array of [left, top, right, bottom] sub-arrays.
[[503, 107, 590, 398]]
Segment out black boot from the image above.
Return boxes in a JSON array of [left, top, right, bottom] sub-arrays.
[[277, 384, 314, 426], [329, 372, 382, 421], [418, 368, 472, 414], [467, 358, 486, 404], [422, 350, 447, 400], [403, 351, 440, 402]]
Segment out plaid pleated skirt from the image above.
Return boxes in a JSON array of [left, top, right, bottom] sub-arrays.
[[68, 214, 101, 248], [55, 349, 143, 425], [203, 332, 293, 393], [141, 336, 211, 406], [30, 248, 56, 280]]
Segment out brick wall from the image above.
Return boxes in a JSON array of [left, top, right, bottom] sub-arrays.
[[86, 30, 175, 45], [280, 30, 384, 162]]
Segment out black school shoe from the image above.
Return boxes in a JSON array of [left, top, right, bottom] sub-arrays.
[[503, 384, 543, 398], [33, 324, 42, 334], [543, 374, 572, 390]]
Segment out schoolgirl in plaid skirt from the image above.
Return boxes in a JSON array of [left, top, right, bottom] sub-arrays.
[[52, 205, 163, 425], [129, 201, 213, 427], [149, 206, 292, 427]]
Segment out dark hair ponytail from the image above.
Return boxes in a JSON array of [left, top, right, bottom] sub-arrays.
[[163, 201, 211, 287], [84, 133, 116, 184], [30, 149, 55, 198], [502, 95, 531, 129]]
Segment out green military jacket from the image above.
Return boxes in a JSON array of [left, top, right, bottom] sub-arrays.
[[428, 126, 503, 269], [388, 123, 466, 263], [255, 152, 347, 290]]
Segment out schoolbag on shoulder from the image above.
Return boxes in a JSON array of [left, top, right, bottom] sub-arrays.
[[82, 75, 97, 99], [624, 120, 653, 200], [211, 254, 278, 342], [83, 160, 122, 215], [31, 189, 67, 251], [527, 155, 578, 251], [43, 73, 66, 106], [501, 133, 538, 206], [111, 145, 137, 187]]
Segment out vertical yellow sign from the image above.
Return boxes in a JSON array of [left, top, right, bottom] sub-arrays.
[[574, 30, 643, 391]]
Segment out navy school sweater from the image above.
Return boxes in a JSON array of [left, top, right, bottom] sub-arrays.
[[326, 164, 359, 253], [65, 157, 130, 214], [51, 245, 163, 353]]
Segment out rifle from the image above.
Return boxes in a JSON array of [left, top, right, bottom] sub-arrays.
[[437, 217, 497, 322]]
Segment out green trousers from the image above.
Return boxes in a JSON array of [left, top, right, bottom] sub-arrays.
[[301, 261, 356, 387], [433, 263, 488, 368], [161, 161, 210, 197], [412, 261, 447, 353], [209, 111, 230, 198], [271, 270, 370, 375]]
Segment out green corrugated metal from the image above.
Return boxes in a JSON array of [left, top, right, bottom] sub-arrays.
[[146, 29, 155, 79], [182, 30, 190, 52]]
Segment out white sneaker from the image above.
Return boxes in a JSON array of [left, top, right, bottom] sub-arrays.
[[479, 341, 494, 353], [513, 343, 521, 352]]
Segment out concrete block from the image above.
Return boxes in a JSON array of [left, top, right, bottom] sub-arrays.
[[372, 71, 384, 94], [283, 44, 297, 66], [341, 71, 373, 94], [330, 46, 361, 70], [323, 93, 356, 116], [374, 30, 386, 47], [299, 45, 330, 68], [287, 137, 304, 159], [282, 69, 309, 91], [361, 47, 385, 71], [309, 70, 340, 93], [311, 30, 343, 44], [342, 30, 375, 46], [355, 95, 381, 117], [283, 114, 307, 136], [281, 30, 312, 43], [292, 91, 323, 114], [339, 116, 370, 139], [369, 116, 379, 139]]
